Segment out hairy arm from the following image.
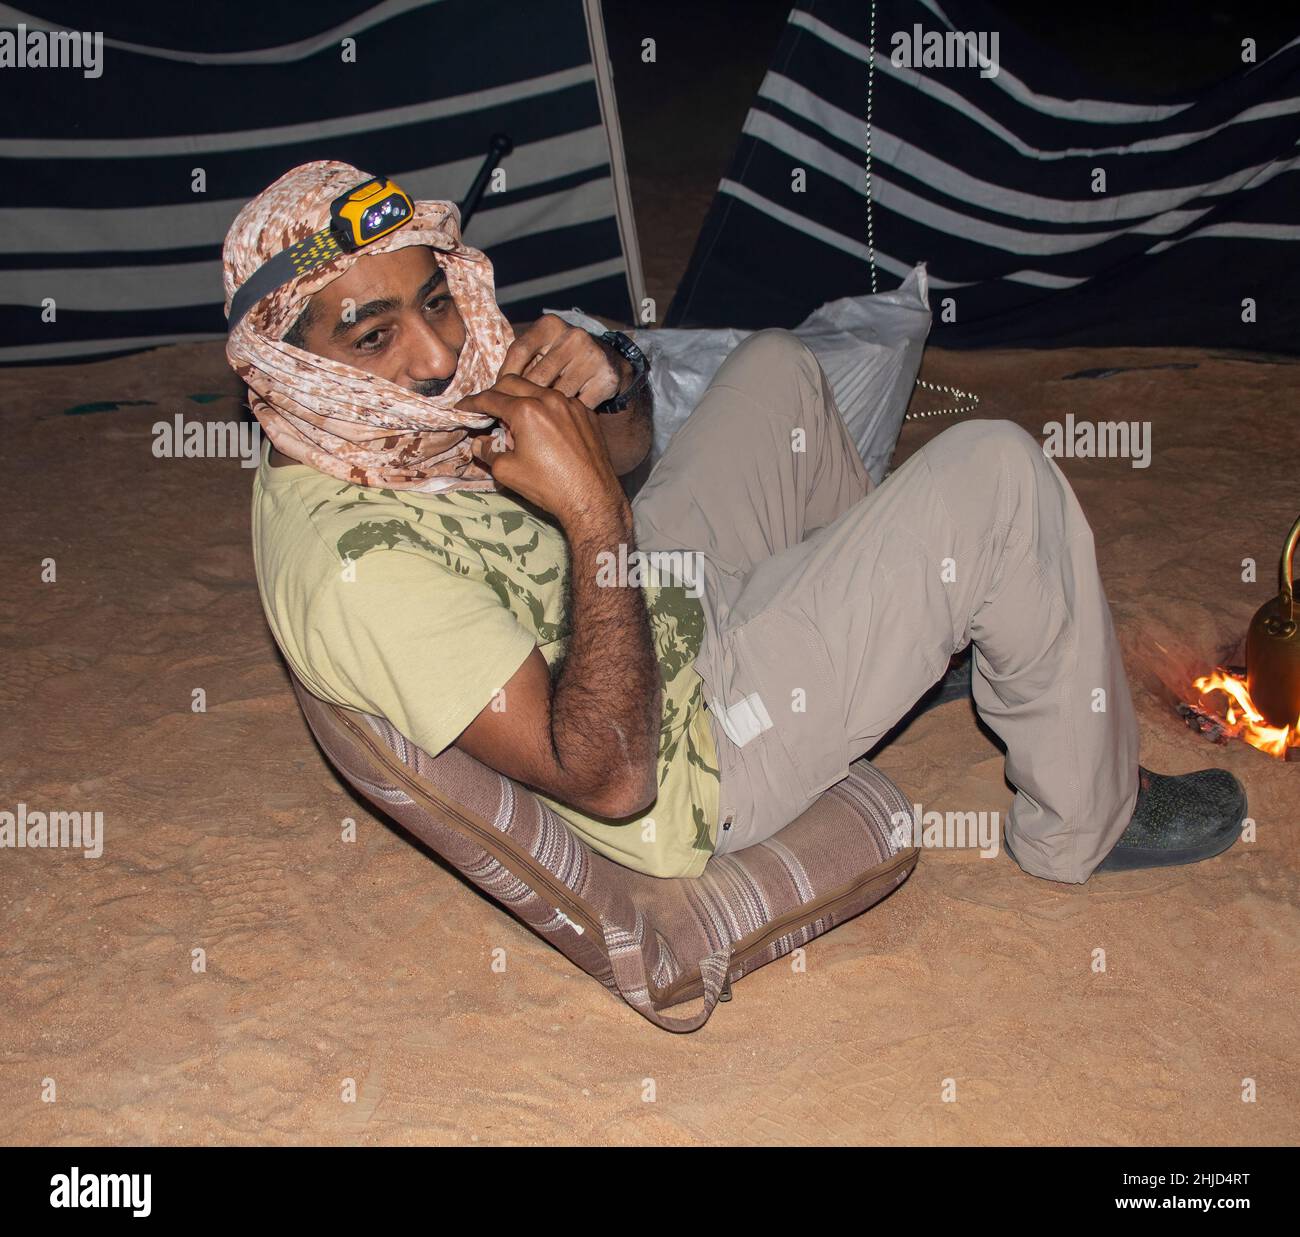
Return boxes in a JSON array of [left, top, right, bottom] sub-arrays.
[[543, 498, 661, 813], [451, 377, 661, 818]]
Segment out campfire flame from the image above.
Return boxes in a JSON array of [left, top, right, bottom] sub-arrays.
[[1190, 668, 1300, 759]]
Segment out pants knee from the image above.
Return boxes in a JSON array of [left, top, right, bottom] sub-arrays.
[[736, 327, 815, 369], [944, 417, 1036, 456], [931, 419, 1044, 485], [714, 328, 822, 409], [923, 419, 1056, 535]]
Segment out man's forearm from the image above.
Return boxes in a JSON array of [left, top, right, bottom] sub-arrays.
[[593, 380, 653, 476], [550, 500, 662, 818], [592, 339, 653, 476]]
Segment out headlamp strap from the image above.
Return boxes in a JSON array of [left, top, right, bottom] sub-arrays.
[[227, 227, 343, 334]]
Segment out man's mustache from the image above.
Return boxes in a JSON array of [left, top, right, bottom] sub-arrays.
[[413, 371, 455, 397], [409, 341, 461, 397]]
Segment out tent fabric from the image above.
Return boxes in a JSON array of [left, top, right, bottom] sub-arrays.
[[667, 0, 1300, 355], [0, 0, 642, 364]]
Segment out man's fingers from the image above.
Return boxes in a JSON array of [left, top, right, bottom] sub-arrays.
[[460, 372, 549, 406], [518, 332, 580, 389], [497, 314, 565, 377], [470, 430, 511, 467], [455, 383, 534, 426], [498, 336, 544, 378], [457, 373, 585, 425], [554, 372, 587, 398], [575, 369, 619, 409]]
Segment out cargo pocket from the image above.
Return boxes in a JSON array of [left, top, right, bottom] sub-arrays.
[[727, 606, 849, 803]]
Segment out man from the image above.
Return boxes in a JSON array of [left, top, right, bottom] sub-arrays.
[[225, 161, 1246, 883]]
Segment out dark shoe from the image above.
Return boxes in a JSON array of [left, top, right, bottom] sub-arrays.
[[1094, 766, 1246, 872], [912, 648, 973, 717]]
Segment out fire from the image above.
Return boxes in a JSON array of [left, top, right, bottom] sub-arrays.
[[1191, 668, 1300, 759]]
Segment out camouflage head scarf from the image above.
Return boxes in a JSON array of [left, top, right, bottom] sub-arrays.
[[223, 160, 513, 492]]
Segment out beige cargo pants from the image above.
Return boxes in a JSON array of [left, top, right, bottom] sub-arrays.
[[632, 329, 1140, 884]]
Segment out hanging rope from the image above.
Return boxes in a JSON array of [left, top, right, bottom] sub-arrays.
[[867, 0, 979, 423], [865, 0, 878, 297]]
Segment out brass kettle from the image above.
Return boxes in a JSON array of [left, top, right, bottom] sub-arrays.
[[1246, 513, 1300, 729]]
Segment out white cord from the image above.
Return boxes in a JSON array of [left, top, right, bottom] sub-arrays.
[[865, 0, 877, 297], [867, 0, 979, 423], [908, 377, 982, 418]]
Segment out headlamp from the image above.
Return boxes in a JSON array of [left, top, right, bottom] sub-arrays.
[[227, 176, 415, 334], [330, 177, 413, 250]]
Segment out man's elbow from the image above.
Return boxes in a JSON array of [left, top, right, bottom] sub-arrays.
[[582, 763, 659, 819], [610, 426, 653, 477]]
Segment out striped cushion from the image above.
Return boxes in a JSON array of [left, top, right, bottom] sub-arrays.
[[290, 672, 919, 1032]]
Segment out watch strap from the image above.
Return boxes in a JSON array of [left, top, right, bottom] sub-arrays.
[[595, 329, 650, 414], [595, 365, 650, 414]]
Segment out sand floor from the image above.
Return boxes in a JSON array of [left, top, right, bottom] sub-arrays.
[[1, 340, 1297, 1145]]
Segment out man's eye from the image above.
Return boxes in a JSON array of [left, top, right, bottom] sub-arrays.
[[424, 294, 452, 314], [355, 329, 388, 353]]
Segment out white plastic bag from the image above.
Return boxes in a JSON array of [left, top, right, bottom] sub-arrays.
[[543, 263, 931, 485]]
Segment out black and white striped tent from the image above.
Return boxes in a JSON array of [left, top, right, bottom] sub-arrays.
[[0, 0, 644, 364], [668, 0, 1300, 355]]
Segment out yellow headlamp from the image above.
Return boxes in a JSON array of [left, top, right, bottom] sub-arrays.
[[329, 177, 414, 251]]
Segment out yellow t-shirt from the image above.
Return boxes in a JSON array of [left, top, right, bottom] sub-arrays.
[[251, 443, 720, 878]]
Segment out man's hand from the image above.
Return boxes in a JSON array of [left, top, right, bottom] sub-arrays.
[[501, 315, 652, 478], [452, 376, 662, 822], [499, 314, 629, 409], [456, 374, 622, 526]]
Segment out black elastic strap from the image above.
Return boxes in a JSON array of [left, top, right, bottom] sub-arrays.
[[227, 226, 344, 334]]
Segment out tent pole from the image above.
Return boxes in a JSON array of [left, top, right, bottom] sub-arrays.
[[581, 0, 648, 326]]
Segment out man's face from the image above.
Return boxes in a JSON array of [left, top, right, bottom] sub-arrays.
[[289, 245, 465, 395]]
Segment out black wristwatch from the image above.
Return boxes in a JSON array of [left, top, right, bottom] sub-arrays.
[[595, 330, 650, 414]]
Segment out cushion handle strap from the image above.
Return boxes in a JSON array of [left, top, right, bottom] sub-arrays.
[[601, 919, 731, 1033]]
